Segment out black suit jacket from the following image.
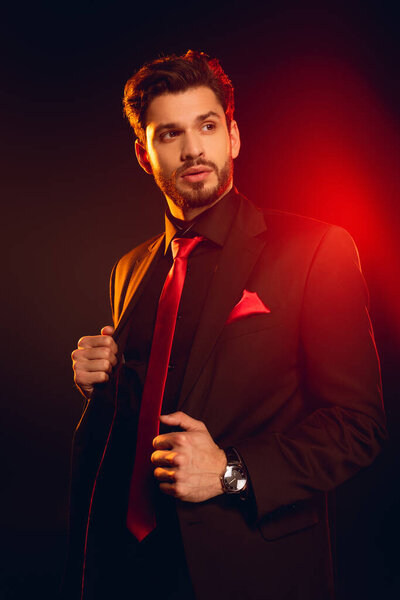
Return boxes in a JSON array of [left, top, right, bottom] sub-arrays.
[[63, 191, 386, 600]]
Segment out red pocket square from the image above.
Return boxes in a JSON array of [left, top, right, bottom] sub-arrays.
[[226, 289, 271, 325]]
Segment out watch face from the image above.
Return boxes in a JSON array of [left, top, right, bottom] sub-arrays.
[[224, 465, 247, 492]]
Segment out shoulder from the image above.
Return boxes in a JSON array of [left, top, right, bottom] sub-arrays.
[[238, 192, 355, 252], [263, 207, 335, 240], [112, 233, 163, 279], [261, 207, 360, 266], [118, 232, 164, 265]]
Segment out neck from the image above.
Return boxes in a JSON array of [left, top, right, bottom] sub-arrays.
[[165, 183, 233, 221]]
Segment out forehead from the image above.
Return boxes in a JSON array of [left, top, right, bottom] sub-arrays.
[[146, 86, 225, 130]]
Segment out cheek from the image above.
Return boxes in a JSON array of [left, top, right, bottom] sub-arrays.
[[210, 135, 231, 164], [152, 149, 177, 175]]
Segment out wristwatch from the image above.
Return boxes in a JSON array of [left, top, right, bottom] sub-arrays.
[[220, 447, 248, 494]]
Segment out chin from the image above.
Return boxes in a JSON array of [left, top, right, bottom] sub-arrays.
[[176, 182, 220, 207], [173, 182, 229, 210]]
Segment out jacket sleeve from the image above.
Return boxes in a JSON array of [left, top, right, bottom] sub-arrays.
[[235, 225, 387, 521]]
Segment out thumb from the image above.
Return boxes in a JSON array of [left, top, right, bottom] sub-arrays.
[[101, 325, 115, 336], [159, 411, 205, 432]]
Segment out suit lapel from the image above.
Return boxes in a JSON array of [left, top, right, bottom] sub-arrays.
[[113, 234, 164, 347], [177, 197, 267, 411]]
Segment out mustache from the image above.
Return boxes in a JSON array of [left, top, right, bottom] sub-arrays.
[[175, 159, 217, 177]]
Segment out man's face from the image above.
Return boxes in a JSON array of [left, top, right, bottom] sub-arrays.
[[136, 86, 240, 214]]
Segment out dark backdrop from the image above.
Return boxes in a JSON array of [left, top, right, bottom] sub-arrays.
[[1, 2, 399, 598]]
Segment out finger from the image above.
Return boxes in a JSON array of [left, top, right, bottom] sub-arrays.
[[77, 334, 118, 354], [153, 431, 191, 450], [101, 325, 115, 336], [152, 434, 176, 450], [71, 347, 118, 367], [151, 450, 178, 466], [158, 482, 177, 497], [153, 467, 176, 482], [159, 411, 205, 432], [75, 359, 114, 373], [74, 370, 110, 386]]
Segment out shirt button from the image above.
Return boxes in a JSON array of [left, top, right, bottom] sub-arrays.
[[177, 314, 182, 320], [168, 363, 175, 371]]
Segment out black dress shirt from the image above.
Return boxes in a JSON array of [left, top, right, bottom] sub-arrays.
[[119, 189, 240, 599], [124, 188, 240, 424]]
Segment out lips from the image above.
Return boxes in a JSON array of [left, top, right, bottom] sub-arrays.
[[180, 166, 213, 183]]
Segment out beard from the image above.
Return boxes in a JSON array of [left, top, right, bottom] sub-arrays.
[[153, 156, 233, 210]]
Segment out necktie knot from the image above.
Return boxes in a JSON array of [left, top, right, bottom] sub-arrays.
[[171, 236, 204, 260]]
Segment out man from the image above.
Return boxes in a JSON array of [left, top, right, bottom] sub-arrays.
[[66, 50, 386, 600]]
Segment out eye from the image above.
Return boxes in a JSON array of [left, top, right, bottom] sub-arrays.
[[202, 122, 216, 132], [160, 130, 180, 141]]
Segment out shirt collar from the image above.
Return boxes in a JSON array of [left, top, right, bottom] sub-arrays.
[[164, 187, 240, 254]]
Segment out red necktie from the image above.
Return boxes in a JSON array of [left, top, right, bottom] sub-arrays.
[[126, 236, 204, 541]]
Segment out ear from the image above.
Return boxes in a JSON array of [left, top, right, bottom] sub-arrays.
[[135, 139, 153, 174], [229, 120, 241, 159]]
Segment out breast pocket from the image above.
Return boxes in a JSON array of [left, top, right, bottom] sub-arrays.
[[219, 310, 283, 343]]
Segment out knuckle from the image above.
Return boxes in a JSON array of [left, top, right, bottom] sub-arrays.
[[167, 433, 177, 447], [177, 433, 187, 446], [108, 351, 117, 365], [167, 451, 177, 464], [174, 453, 184, 466], [74, 370, 87, 385], [72, 348, 83, 361], [174, 483, 184, 497]]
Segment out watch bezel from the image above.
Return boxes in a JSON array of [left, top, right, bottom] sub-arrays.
[[221, 454, 248, 494]]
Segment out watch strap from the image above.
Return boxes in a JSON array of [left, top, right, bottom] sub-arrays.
[[225, 446, 242, 466]]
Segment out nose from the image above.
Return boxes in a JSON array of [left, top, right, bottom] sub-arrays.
[[180, 131, 204, 161]]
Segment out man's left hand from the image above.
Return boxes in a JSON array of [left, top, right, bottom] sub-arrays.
[[152, 411, 227, 502]]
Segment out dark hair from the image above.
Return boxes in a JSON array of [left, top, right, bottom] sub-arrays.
[[123, 50, 234, 144]]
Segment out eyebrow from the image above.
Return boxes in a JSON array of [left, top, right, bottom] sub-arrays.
[[153, 111, 221, 137]]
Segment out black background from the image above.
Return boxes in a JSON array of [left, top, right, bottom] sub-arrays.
[[1, 2, 399, 598]]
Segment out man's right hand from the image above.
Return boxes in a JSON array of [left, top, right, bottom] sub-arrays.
[[71, 325, 118, 399]]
